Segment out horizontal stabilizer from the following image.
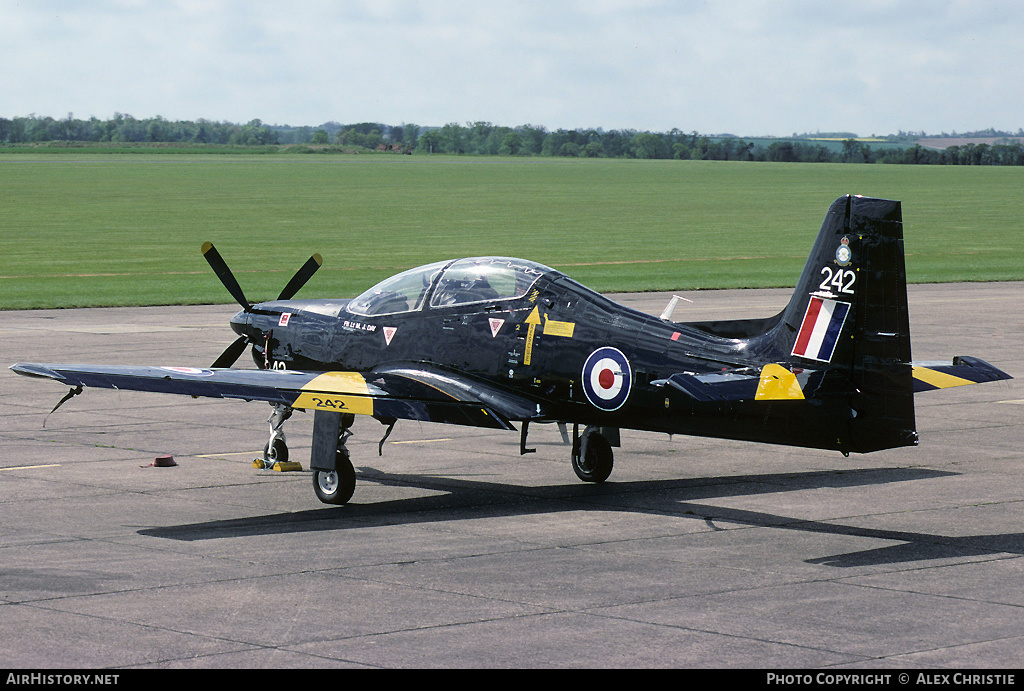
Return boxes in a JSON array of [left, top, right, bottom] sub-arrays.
[[660, 355, 1012, 403], [659, 364, 810, 402], [912, 356, 1012, 392]]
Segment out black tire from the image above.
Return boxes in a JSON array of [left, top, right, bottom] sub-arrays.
[[263, 437, 288, 464], [312, 451, 356, 505], [572, 430, 613, 483]]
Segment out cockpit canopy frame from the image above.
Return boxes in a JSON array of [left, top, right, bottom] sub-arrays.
[[346, 257, 554, 317]]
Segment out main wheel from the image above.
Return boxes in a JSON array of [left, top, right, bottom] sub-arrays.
[[312, 451, 356, 505], [263, 437, 288, 464], [572, 430, 614, 483]]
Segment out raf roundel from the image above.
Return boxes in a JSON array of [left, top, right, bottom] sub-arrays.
[[582, 347, 632, 411]]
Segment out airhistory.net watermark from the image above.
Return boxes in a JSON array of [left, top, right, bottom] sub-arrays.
[[6, 674, 119, 686]]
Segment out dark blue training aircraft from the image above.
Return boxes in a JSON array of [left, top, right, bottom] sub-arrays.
[[12, 196, 1011, 505]]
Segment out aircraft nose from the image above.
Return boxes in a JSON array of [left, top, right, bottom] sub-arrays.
[[229, 309, 249, 337]]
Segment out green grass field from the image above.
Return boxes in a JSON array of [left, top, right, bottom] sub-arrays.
[[2, 154, 1022, 309]]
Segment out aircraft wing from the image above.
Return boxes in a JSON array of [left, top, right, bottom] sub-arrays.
[[662, 356, 1011, 403], [10, 362, 538, 431]]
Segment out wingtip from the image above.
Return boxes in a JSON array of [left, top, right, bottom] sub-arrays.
[[10, 363, 62, 380]]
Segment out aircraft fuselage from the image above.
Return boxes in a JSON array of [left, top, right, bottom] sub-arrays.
[[236, 270, 849, 450]]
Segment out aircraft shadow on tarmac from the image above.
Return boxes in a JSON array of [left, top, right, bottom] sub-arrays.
[[138, 465, 1024, 567]]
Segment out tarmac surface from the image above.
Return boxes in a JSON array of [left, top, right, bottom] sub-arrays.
[[1, 283, 1021, 669]]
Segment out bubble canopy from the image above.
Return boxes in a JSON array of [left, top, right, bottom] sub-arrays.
[[346, 257, 554, 317]]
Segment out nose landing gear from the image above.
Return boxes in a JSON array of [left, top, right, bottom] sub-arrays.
[[254, 404, 300, 470]]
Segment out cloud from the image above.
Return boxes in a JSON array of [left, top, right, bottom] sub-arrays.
[[2, 0, 1021, 135]]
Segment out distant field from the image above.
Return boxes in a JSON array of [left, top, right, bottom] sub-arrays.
[[728, 137, 905, 153], [914, 137, 1024, 150], [1, 155, 1022, 309]]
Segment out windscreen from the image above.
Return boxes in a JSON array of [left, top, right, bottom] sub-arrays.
[[346, 260, 450, 316]]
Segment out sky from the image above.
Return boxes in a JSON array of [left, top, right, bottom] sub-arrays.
[[2, 0, 1022, 137]]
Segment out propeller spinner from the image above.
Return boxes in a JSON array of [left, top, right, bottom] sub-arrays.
[[201, 242, 323, 368]]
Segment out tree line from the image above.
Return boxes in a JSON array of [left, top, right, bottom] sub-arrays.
[[4, 113, 1024, 166], [0, 113, 280, 146]]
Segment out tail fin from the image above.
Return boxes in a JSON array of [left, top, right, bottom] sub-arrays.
[[777, 195, 915, 452], [675, 195, 1009, 453]]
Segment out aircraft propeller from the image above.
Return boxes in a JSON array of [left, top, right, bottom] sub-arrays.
[[201, 242, 252, 310], [277, 253, 324, 301], [201, 242, 323, 368], [211, 335, 250, 369]]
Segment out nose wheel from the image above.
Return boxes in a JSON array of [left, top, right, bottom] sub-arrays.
[[255, 404, 298, 470], [263, 437, 289, 464]]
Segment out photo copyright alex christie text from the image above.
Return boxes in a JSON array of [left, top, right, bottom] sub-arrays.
[[766, 673, 1016, 686]]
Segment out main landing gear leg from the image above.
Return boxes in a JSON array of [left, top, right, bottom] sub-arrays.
[[310, 410, 356, 505], [571, 424, 614, 483]]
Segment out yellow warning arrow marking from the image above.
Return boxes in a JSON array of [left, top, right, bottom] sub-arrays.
[[524, 306, 541, 365]]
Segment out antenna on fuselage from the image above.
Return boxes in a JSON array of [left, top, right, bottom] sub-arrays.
[[659, 294, 693, 321]]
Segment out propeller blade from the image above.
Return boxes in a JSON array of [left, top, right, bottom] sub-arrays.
[[277, 253, 323, 301], [201, 242, 251, 310], [211, 335, 249, 369]]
